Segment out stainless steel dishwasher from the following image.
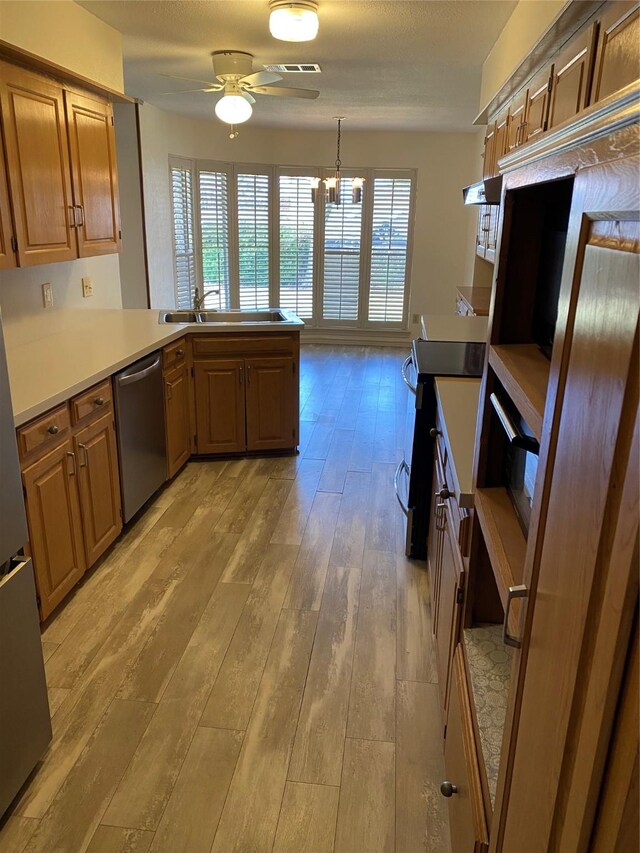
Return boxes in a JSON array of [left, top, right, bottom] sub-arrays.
[[114, 351, 167, 522]]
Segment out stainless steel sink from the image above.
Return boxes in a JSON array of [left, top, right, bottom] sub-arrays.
[[197, 310, 286, 323], [159, 308, 288, 324]]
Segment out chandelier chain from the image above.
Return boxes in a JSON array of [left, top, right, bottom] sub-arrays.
[[335, 118, 342, 170]]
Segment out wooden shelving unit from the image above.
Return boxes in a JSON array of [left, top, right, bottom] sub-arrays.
[[488, 344, 550, 440], [474, 487, 527, 638]]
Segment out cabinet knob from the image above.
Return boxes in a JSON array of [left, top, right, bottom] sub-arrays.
[[94, 397, 105, 406], [440, 781, 458, 798], [176, 349, 184, 357], [429, 428, 441, 438], [435, 487, 453, 500], [47, 424, 59, 435]]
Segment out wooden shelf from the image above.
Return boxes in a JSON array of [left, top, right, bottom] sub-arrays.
[[463, 625, 514, 809], [474, 487, 527, 625], [488, 344, 550, 440]]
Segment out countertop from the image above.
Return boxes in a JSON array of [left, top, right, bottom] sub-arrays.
[[456, 286, 492, 316], [6, 308, 303, 427], [421, 314, 488, 343], [434, 376, 481, 508]]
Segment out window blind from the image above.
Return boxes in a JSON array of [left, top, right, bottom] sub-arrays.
[[237, 172, 270, 309], [199, 169, 230, 309], [170, 164, 196, 310], [367, 177, 412, 323], [278, 175, 315, 319], [322, 178, 362, 321]]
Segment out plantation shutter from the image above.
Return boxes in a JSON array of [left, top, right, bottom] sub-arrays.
[[199, 168, 230, 309], [237, 172, 270, 309], [170, 162, 196, 310], [322, 177, 362, 322], [278, 175, 315, 319], [367, 177, 412, 324]]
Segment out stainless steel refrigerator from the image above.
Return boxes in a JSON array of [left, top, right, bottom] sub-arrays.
[[0, 309, 52, 817]]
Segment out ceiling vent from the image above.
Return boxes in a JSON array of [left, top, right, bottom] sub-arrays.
[[263, 63, 321, 73]]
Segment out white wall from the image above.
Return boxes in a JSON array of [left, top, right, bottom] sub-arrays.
[[139, 104, 479, 327], [0, 0, 126, 324]]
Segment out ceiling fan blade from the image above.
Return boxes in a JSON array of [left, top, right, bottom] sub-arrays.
[[241, 70, 282, 87], [160, 73, 222, 88], [160, 88, 221, 95], [243, 92, 256, 105], [251, 85, 319, 99]]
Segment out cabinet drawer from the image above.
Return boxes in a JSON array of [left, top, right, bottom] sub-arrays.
[[163, 337, 187, 372], [443, 646, 489, 852], [17, 403, 71, 458], [192, 334, 295, 357], [70, 379, 112, 424]]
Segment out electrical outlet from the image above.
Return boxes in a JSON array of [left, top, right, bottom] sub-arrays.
[[412, 313, 420, 324], [42, 283, 53, 308], [82, 277, 94, 298]]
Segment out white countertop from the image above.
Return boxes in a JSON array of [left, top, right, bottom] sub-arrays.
[[435, 377, 481, 507], [6, 308, 303, 427], [421, 314, 488, 342]]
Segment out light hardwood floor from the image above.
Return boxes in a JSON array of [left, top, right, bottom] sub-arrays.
[[1, 345, 451, 853]]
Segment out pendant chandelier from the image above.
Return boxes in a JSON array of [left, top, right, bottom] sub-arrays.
[[311, 118, 364, 206]]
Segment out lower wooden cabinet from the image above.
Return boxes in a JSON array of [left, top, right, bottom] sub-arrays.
[[194, 358, 246, 454], [246, 356, 295, 451], [22, 438, 86, 620], [443, 647, 489, 852], [164, 362, 191, 478], [73, 411, 122, 566]]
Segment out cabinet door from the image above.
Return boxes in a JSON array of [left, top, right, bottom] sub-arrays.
[[443, 647, 489, 852], [476, 207, 489, 259], [547, 23, 597, 130], [194, 359, 245, 454], [74, 412, 122, 567], [492, 110, 509, 175], [0, 128, 16, 270], [482, 123, 496, 179], [164, 362, 191, 478], [22, 440, 85, 620], [524, 66, 552, 142], [245, 356, 295, 451], [435, 503, 464, 715], [591, 0, 640, 105], [0, 62, 76, 266], [427, 456, 444, 632], [506, 90, 527, 152], [65, 90, 121, 257]]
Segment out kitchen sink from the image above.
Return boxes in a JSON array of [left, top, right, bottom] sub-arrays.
[[159, 309, 288, 324]]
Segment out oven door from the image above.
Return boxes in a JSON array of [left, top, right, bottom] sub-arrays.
[[394, 458, 413, 557], [397, 352, 420, 557]]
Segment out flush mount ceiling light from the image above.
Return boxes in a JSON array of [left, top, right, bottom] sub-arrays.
[[269, 1, 319, 42], [214, 83, 254, 124], [311, 117, 364, 206]]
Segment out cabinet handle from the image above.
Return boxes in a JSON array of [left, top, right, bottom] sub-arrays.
[[166, 381, 173, 400], [47, 424, 60, 435], [503, 584, 528, 648], [68, 205, 78, 228], [246, 364, 251, 383], [94, 396, 105, 406], [176, 348, 184, 357], [78, 443, 89, 468], [440, 782, 458, 798], [435, 487, 453, 500], [67, 451, 77, 477], [435, 501, 447, 531], [239, 366, 243, 385], [75, 205, 85, 227]]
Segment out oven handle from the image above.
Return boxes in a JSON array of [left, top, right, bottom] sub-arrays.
[[394, 459, 411, 516], [401, 355, 417, 396], [490, 393, 539, 453]]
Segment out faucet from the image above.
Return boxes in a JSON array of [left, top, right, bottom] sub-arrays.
[[193, 288, 220, 310]]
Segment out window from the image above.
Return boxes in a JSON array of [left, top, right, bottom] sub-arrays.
[[169, 159, 415, 328]]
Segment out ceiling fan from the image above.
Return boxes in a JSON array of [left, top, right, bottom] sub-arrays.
[[162, 50, 320, 126]]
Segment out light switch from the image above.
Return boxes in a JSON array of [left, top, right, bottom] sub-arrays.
[[42, 283, 53, 308], [82, 277, 94, 298]]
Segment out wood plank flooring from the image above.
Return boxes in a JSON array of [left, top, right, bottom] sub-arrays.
[[1, 345, 451, 853]]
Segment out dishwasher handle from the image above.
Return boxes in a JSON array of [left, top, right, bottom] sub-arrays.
[[117, 355, 161, 387]]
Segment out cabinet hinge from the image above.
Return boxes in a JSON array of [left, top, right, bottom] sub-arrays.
[[36, 593, 41, 608], [22, 484, 27, 499], [456, 587, 464, 605], [119, 506, 123, 518], [118, 230, 122, 239], [10, 235, 18, 253], [110, 115, 115, 126]]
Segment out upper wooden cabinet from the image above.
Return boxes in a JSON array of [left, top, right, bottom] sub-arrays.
[[65, 90, 121, 256], [591, 0, 640, 103], [0, 129, 16, 270], [523, 66, 553, 143], [0, 60, 121, 267], [547, 24, 597, 130]]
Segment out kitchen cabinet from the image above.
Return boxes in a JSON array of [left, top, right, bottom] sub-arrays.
[[22, 439, 86, 620], [163, 338, 191, 478], [491, 109, 509, 175], [482, 123, 496, 179], [73, 411, 121, 566], [192, 332, 299, 456], [547, 23, 597, 130], [591, 0, 640, 104], [0, 61, 120, 267], [505, 89, 527, 153], [522, 66, 552, 143], [0, 128, 16, 270]]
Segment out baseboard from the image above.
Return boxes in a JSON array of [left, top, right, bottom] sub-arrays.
[[301, 327, 412, 348]]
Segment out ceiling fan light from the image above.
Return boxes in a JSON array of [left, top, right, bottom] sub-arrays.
[[215, 93, 253, 124], [269, 1, 319, 42]]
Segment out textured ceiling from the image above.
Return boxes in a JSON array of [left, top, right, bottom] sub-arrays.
[[78, 0, 517, 131]]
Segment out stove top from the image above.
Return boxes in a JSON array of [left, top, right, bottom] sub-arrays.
[[411, 339, 485, 381]]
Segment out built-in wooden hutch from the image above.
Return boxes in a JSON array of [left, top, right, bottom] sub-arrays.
[[431, 2, 639, 850]]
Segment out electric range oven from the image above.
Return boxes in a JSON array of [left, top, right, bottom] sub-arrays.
[[395, 339, 485, 558]]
